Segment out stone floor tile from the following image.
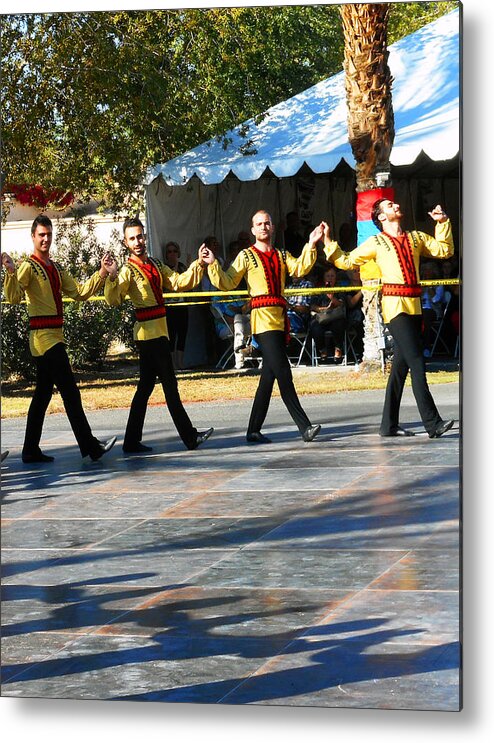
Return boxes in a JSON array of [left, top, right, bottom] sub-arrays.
[[0, 386, 460, 709]]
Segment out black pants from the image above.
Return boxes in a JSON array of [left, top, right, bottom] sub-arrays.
[[248, 330, 311, 435], [23, 343, 100, 458], [421, 307, 437, 350], [124, 336, 197, 449], [380, 313, 442, 435], [310, 314, 347, 353]]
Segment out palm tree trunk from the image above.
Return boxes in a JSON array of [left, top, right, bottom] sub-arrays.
[[340, 3, 395, 368], [340, 2, 395, 191]]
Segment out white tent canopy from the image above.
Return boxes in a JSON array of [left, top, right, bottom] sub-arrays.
[[144, 8, 459, 368], [145, 9, 459, 189], [144, 9, 460, 263]]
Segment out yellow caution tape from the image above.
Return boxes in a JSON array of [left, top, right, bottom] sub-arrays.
[[1, 278, 460, 307]]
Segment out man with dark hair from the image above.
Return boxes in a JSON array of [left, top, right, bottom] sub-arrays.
[[370, 199, 387, 231], [201, 209, 323, 444], [104, 217, 213, 453], [322, 200, 455, 438], [1, 215, 117, 462]]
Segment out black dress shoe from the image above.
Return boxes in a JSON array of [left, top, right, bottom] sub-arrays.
[[380, 426, 415, 437], [246, 432, 272, 444], [1, 450, 9, 463], [22, 451, 55, 463], [429, 419, 455, 438], [302, 424, 321, 442], [122, 442, 153, 454], [90, 436, 117, 461], [189, 427, 214, 450]]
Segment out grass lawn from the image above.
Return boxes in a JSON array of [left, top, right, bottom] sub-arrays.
[[2, 358, 459, 419]]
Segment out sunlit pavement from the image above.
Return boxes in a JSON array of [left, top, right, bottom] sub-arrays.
[[1, 382, 460, 710]]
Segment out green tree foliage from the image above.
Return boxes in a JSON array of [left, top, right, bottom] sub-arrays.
[[388, 1, 458, 43], [1, 3, 458, 213]]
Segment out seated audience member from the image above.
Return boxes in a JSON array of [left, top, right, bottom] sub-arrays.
[[201, 235, 224, 364], [164, 240, 189, 369], [287, 274, 315, 334], [310, 265, 347, 363], [344, 266, 364, 361], [420, 261, 447, 357], [212, 298, 254, 369], [217, 235, 258, 368], [201, 236, 223, 287]]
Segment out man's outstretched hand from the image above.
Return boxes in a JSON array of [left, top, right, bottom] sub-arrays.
[[428, 205, 448, 223], [1, 252, 15, 274], [308, 223, 324, 247], [100, 251, 119, 279], [199, 244, 215, 266]]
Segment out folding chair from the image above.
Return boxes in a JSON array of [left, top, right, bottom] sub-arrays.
[[310, 332, 336, 366], [429, 291, 452, 356], [288, 330, 312, 367]]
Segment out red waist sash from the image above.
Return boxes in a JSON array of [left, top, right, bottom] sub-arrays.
[[29, 315, 64, 330], [135, 305, 167, 322], [250, 295, 287, 311], [382, 283, 422, 298], [250, 295, 290, 343]]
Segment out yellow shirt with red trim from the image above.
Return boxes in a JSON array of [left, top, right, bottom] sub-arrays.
[[207, 243, 317, 335], [3, 257, 105, 357], [104, 256, 204, 341], [360, 259, 381, 282], [324, 220, 454, 324]]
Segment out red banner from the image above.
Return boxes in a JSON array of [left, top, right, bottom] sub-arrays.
[[356, 187, 395, 222]]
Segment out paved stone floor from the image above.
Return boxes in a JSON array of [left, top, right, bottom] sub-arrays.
[[1, 381, 460, 710]]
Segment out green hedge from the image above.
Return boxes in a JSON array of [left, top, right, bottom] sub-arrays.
[[1, 300, 136, 382], [63, 301, 122, 369], [1, 303, 35, 381]]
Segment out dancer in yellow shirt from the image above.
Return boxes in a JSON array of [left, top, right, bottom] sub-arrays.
[[322, 200, 455, 438], [104, 217, 213, 453], [2, 215, 117, 462], [201, 209, 322, 444]]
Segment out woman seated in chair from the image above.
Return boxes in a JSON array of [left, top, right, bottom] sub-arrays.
[[309, 265, 347, 364]]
